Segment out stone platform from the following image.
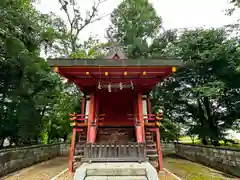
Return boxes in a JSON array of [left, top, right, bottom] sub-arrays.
[[74, 162, 160, 180]]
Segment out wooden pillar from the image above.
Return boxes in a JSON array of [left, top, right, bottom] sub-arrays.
[[137, 92, 145, 142], [95, 94, 99, 118], [156, 128, 163, 171], [147, 95, 152, 114], [68, 127, 76, 172], [81, 96, 85, 118], [87, 93, 96, 143]]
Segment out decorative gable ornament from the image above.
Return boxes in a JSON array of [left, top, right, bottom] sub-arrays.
[[104, 46, 128, 60]]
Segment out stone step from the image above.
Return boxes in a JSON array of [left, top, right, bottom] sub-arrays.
[[147, 154, 158, 160], [74, 155, 83, 160], [84, 176, 148, 180], [86, 168, 146, 176], [149, 161, 158, 169]]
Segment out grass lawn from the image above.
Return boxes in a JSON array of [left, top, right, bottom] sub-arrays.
[[163, 155, 239, 180], [179, 136, 240, 149]]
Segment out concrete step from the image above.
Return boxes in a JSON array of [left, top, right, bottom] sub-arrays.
[[86, 168, 146, 176], [147, 154, 158, 160], [74, 162, 159, 180], [74, 155, 83, 160], [149, 160, 158, 168], [84, 176, 148, 180]]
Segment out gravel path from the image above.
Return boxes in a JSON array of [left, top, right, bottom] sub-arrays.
[[2, 157, 68, 180]]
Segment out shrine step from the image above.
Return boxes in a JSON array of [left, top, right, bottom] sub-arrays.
[[147, 154, 158, 160], [149, 160, 158, 169], [84, 176, 148, 180], [86, 168, 146, 176], [74, 162, 159, 180], [146, 143, 156, 147], [74, 155, 83, 161], [146, 149, 157, 154]]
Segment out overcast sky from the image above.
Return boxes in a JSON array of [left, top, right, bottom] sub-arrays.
[[35, 0, 239, 42]]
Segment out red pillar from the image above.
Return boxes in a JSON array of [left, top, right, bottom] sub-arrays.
[[68, 127, 76, 172], [156, 128, 163, 171], [87, 93, 96, 143], [135, 97, 142, 142], [137, 92, 145, 142]]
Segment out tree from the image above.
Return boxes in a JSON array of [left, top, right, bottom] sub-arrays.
[[41, 0, 108, 57], [152, 28, 240, 146], [107, 0, 161, 58], [0, 0, 82, 147]]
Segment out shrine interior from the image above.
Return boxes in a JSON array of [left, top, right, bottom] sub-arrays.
[[96, 91, 137, 143], [98, 91, 136, 126]]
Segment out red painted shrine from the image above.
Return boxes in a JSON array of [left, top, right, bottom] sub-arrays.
[[48, 46, 181, 173]]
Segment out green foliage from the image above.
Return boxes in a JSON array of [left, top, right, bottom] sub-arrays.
[[152, 28, 240, 145], [159, 119, 181, 142], [107, 0, 161, 58], [0, 0, 81, 147], [69, 42, 110, 58]]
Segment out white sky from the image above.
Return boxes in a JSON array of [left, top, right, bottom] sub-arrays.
[[35, 0, 239, 42]]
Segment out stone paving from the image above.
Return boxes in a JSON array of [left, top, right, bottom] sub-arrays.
[[4, 156, 238, 180], [2, 157, 68, 180], [0, 157, 179, 180]]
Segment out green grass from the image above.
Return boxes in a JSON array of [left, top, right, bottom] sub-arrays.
[[179, 136, 240, 149], [163, 155, 238, 180]]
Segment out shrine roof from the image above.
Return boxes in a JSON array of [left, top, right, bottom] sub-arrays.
[[47, 58, 182, 67]]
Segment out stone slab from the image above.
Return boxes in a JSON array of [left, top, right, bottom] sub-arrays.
[[74, 162, 159, 180], [84, 176, 148, 180]]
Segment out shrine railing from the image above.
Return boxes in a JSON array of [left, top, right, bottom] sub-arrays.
[[143, 114, 163, 127], [69, 114, 88, 128], [82, 143, 147, 162]]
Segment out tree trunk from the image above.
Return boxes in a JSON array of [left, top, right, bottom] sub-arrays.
[[203, 97, 220, 145], [0, 138, 4, 149], [190, 136, 195, 144], [202, 138, 208, 145], [63, 133, 67, 142], [197, 99, 208, 145]]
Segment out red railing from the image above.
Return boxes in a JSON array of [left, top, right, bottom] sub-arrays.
[[143, 114, 156, 121], [68, 113, 163, 127], [69, 114, 88, 127]]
